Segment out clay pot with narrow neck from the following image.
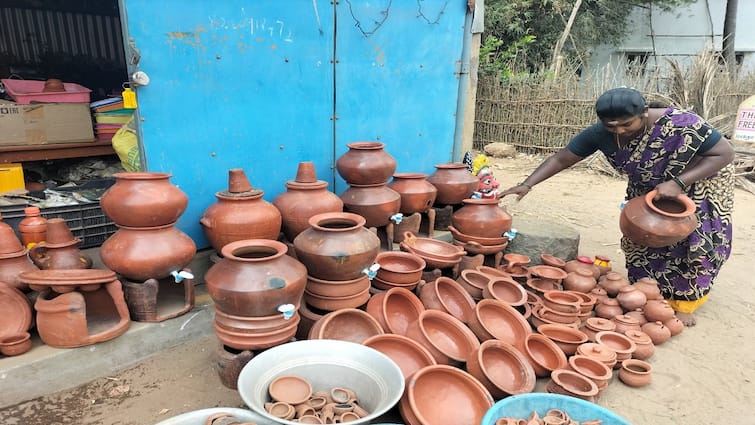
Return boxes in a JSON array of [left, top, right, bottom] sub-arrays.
[[633, 277, 663, 301], [205, 239, 308, 317], [616, 285, 647, 311], [272, 162, 344, 242], [426, 163, 479, 206], [336, 141, 397, 185], [201, 169, 282, 251], [641, 321, 672, 345], [598, 271, 630, 297], [0, 220, 38, 290], [101, 172, 188, 227], [293, 212, 380, 281], [28, 218, 92, 270], [564, 256, 600, 280], [619, 189, 698, 248], [451, 198, 512, 239], [340, 183, 401, 228], [100, 223, 197, 282], [594, 297, 623, 320], [624, 329, 655, 360], [387, 173, 438, 214], [643, 299, 676, 322], [562, 268, 597, 293]]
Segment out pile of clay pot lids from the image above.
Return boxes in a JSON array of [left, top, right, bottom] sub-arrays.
[[494, 408, 603, 425], [265, 375, 369, 423]]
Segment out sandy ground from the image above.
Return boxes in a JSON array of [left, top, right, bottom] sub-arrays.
[[1, 154, 754, 425]]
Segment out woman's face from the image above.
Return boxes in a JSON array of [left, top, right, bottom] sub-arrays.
[[601, 114, 646, 139]]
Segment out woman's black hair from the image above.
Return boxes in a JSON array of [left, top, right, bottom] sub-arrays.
[[595, 87, 647, 119]]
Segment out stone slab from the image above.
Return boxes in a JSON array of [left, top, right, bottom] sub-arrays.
[[505, 216, 580, 264]]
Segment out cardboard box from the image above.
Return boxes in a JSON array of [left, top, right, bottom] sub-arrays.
[[0, 100, 94, 146]]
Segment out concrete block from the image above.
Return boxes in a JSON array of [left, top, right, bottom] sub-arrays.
[[505, 217, 580, 264]]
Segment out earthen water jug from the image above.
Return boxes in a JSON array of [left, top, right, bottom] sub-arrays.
[[200, 169, 282, 251], [272, 162, 344, 242], [451, 198, 513, 239], [387, 173, 438, 214], [425, 163, 479, 206], [616, 285, 647, 311], [18, 206, 47, 248], [205, 239, 308, 317], [335, 142, 397, 185], [101, 172, 188, 227], [619, 189, 698, 248], [340, 183, 401, 228]]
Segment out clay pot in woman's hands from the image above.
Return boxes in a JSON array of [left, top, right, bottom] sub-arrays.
[[619, 189, 698, 248]]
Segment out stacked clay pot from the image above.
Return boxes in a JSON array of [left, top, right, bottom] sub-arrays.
[[28, 218, 92, 270], [425, 162, 479, 206], [0, 214, 39, 291], [337, 142, 401, 228], [200, 168, 282, 252], [448, 198, 512, 257]]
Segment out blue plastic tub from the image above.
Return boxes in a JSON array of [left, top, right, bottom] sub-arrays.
[[481, 393, 631, 425]]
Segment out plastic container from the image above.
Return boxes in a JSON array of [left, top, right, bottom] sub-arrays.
[[1, 79, 92, 104], [481, 393, 631, 425], [18, 206, 47, 248], [0, 164, 25, 194]]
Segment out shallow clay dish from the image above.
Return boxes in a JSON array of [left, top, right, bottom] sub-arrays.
[[448, 225, 509, 245], [536, 323, 589, 355], [268, 375, 313, 405], [522, 333, 568, 378], [375, 251, 426, 284], [465, 339, 537, 399], [366, 287, 425, 335], [483, 277, 528, 306], [418, 277, 476, 323], [363, 333, 437, 381], [527, 265, 569, 282], [468, 299, 532, 351], [404, 310, 481, 366], [0, 282, 33, 339], [308, 308, 384, 344]]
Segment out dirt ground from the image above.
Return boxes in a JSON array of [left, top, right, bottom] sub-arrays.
[[1, 154, 754, 425]]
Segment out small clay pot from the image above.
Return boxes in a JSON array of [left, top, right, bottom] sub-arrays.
[[633, 277, 663, 300], [594, 298, 623, 320], [598, 271, 630, 297], [664, 316, 685, 336], [521, 333, 568, 378], [564, 256, 600, 280], [641, 321, 672, 345], [547, 369, 599, 401], [594, 330, 637, 363], [618, 358, 653, 387], [562, 268, 597, 293], [540, 254, 566, 269], [611, 314, 642, 335], [0, 332, 32, 356], [465, 339, 536, 399], [625, 308, 648, 326], [268, 375, 313, 404], [425, 163, 480, 205], [589, 287, 609, 304], [616, 285, 647, 312], [336, 141, 397, 185], [643, 299, 676, 322], [624, 329, 655, 360], [593, 255, 612, 275], [566, 354, 613, 392], [575, 342, 617, 370], [580, 317, 617, 342], [536, 323, 588, 355], [619, 190, 698, 248]]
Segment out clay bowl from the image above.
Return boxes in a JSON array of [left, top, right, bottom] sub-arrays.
[[268, 375, 313, 404], [0, 331, 32, 356], [536, 323, 589, 355], [448, 225, 509, 246], [547, 369, 600, 401], [404, 310, 481, 366], [540, 254, 567, 268], [475, 265, 511, 279], [541, 290, 583, 314], [467, 299, 532, 351], [525, 277, 561, 295], [567, 354, 613, 390], [521, 333, 568, 378], [375, 251, 426, 285], [618, 358, 653, 387], [371, 275, 420, 291], [503, 253, 531, 268], [527, 265, 569, 282], [363, 333, 437, 381], [530, 306, 581, 328], [303, 286, 371, 311], [365, 287, 426, 335], [594, 330, 637, 362], [400, 232, 466, 262], [305, 274, 371, 298], [308, 308, 384, 344], [465, 339, 537, 399], [483, 277, 528, 307], [401, 364, 494, 425], [418, 277, 477, 324], [456, 269, 492, 300], [452, 239, 508, 255]]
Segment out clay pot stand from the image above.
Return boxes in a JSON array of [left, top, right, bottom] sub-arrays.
[[430, 203, 461, 232], [215, 342, 254, 390], [420, 263, 462, 283], [393, 210, 436, 243], [121, 269, 196, 322], [34, 280, 131, 348], [369, 223, 395, 251]]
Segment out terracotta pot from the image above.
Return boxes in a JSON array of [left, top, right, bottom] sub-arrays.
[[562, 269, 597, 293], [594, 297, 623, 320], [303, 286, 371, 311], [0, 282, 33, 340], [594, 330, 637, 363], [616, 285, 647, 311], [521, 333, 568, 378], [456, 269, 491, 300], [404, 309, 481, 366], [589, 287, 609, 304], [0, 249, 39, 291], [28, 218, 92, 270], [213, 312, 300, 351], [308, 308, 384, 345], [205, 239, 307, 317], [580, 317, 617, 342], [215, 343, 254, 390], [465, 339, 536, 399], [541, 290, 582, 314], [400, 232, 466, 269], [624, 329, 656, 360], [564, 256, 600, 280], [566, 355, 613, 392], [374, 251, 426, 285], [536, 323, 588, 355], [593, 255, 612, 275], [468, 299, 531, 350], [272, 162, 344, 242], [619, 189, 698, 248], [426, 163, 479, 206], [643, 299, 676, 322], [388, 173, 438, 214], [100, 223, 196, 282], [293, 212, 380, 281], [362, 333, 437, 381], [304, 274, 370, 298], [611, 314, 642, 335], [618, 358, 653, 387], [0, 332, 32, 356], [633, 277, 664, 301], [576, 342, 617, 370], [101, 172, 188, 227], [335, 141, 397, 185], [483, 277, 527, 307], [540, 254, 566, 269], [451, 198, 512, 239], [547, 369, 599, 401], [419, 276, 476, 324], [641, 321, 672, 345], [598, 271, 630, 297], [340, 183, 401, 228], [18, 206, 47, 248], [366, 287, 425, 335], [201, 169, 282, 251], [664, 316, 685, 336]]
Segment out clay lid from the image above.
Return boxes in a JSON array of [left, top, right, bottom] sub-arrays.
[[285, 161, 328, 190], [42, 218, 81, 248], [0, 224, 25, 256], [24, 206, 41, 216], [576, 342, 617, 363]]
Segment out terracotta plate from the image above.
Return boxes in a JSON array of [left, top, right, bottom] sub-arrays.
[[0, 282, 33, 339]]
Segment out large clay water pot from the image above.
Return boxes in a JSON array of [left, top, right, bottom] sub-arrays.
[[293, 212, 381, 281], [336, 141, 397, 185], [426, 163, 478, 206], [272, 162, 344, 242], [200, 169, 282, 251], [619, 189, 698, 248], [387, 173, 438, 214], [100, 223, 197, 282], [205, 239, 308, 317], [340, 184, 401, 228], [451, 198, 512, 239], [101, 172, 188, 227]]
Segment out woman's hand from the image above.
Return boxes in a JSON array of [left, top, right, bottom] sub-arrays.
[[654, 180, 684, 199], [498, 185, 531, 201]]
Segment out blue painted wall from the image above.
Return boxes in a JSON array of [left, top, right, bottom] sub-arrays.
[[120, 1, 468, 248]]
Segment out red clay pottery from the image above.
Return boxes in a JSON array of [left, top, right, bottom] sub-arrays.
[[101, 172, 188, 227], [206, 239, 307, 317], [633, 277, 664, 300], [363, 333, 437, 381], [468, 299, 532, 350], [580, 317, 617, 342], [576, 342, 618, 370], [563, 268, 597, 293], [618, 358, 653, 387], [594, 297, 623, 320], [0, 331, 32, 356], [388, 173, 438, 214], [366, 287, 425, 335], [567, 355, 613, 393], [0, 251, 39, 292], [540, 253, 566, 269], [593, 254, 612, 275], [268, 375, 313, 404], [0, 282, 33, 340], [304, 274, 370, 298], [625, 308, 648, 326], [664, 316, 685, 336], [374, 251, 426, 285], [215, 343, 254, 390], [595, 330, 636, 363], [619, 189, 698, 247], [340, 183, 401, 228], [200, 169, 282, 251], [404, 309, 481, 366], [589, 286, 609, 304], [465, 339, 536, 399], [293, 212, 380, 281], [451, 198, 513, 239], [529, 305, 580, 330], [641, 320, 672, 345], [272, 162, 344, 242], [542, 290, 582, 314], [546, 369, 599, 402], [564, 256, 600, 280], [426, 163, 479, 206], [214, 313, 300, 350], [308, 308, 384, 344], [527, 265, 569, 284], [336, 141, 397, 185], [400, 232, 466, 269], [100, 223, 196, 282], [456, 269, 491, 300], [598, 271, 631, 297], [616, 285, 647, 311], [303, 285, 370, 311], [612, 314, 643, 335], [18, 206, 47, 248], [643, 299, 676, 322], [521, 333, 568, 378], [400, 364, 493, 425], [447, 225, 509, 246], [624, 329, 656, 360], [121, 270, 195, 322], [418, 276, 476, 324], [536, 323, 589, 355], [483, 276, 527, 306], [28, 218, 92, 270], [24, 269, 131, 348]]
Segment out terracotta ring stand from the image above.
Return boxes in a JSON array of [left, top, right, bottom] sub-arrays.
[[393, 210, 436, 243], [121, 268, 196, 322], [21, 269, 131, 348]]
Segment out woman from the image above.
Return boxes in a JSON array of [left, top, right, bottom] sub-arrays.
[[501, 87, 735, 326]]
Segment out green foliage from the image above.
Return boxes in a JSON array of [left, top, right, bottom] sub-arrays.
[[480, 34, 539, 82]]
